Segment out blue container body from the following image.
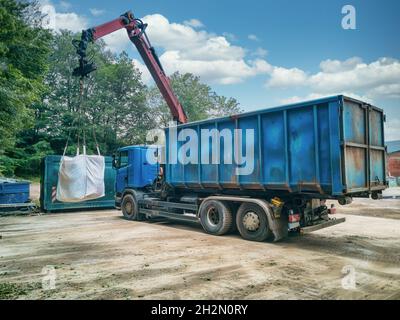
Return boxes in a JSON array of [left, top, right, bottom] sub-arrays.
[[165, 95, 386, 198], [0, 180, 30, 204], [40, 155, 116, 212], [115, 146, 160, 195]]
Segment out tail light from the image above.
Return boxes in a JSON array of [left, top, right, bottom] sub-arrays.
[[328, 204, 336, 214], [288, 209, 300, 229], [288, 213, 300, 223]]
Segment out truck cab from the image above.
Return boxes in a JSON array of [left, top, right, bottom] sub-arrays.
[[113, 146, 160, 208]]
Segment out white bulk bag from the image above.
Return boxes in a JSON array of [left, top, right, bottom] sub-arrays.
[[56, 148, 105, 203]]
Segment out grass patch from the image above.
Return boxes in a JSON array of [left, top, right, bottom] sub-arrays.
[[0, 282, 41, 300], [19, 176, 40, 183], [0, 176, 40, 183]]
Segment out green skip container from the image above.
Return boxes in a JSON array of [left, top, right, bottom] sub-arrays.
[[40, 155, 116, 212]]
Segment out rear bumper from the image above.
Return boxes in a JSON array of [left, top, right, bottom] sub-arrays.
[[300, 217, 346, 234]]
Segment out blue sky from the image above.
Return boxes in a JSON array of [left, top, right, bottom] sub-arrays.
[[41, 0, 400, 140]]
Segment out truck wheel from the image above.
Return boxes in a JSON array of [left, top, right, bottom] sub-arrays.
[[236, 203, 271, 242], [121, 194, 142, 221], [199, 200, 233, 236]]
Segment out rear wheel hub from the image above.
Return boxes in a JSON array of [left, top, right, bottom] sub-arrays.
[[125, 201, 133, 215], [207, 207, 220, 226], [242, 211, 260, 231]]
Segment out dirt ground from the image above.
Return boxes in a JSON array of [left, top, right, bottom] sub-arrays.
[[30, 183, 41, 202], [1, 191, 400, 300], [326, 187, 400, 220]]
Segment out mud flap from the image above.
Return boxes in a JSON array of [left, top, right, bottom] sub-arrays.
[[265, 209, 288, 242]]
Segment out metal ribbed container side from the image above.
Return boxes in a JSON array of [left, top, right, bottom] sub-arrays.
[[165, 95, 386, 198]]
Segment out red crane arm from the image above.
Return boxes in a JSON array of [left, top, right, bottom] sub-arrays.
[[73, 11, 188, 124]]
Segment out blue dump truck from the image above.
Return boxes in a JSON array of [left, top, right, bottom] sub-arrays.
[[71, 13, 386, 241], [113, 95, 387, 242]]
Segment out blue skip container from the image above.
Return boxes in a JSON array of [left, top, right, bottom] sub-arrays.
[[0, 179, 30, 204], [166, 95, 386, 197]]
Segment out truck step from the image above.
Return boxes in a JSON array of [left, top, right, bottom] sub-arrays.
[[140, 199, 197, 211], [140, 208, 199, 223]]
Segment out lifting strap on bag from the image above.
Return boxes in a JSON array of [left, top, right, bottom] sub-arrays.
[[92, 126, 101, 156]]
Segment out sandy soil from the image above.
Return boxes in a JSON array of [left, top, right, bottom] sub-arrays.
[[1, 203, 399, 300], [325, 187, 400, 220], [328, 198, 400, 220], [30, 183, 41, 202]]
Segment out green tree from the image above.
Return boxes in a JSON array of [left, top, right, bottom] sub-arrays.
[[85, 51, 154, 152], [209, 94, 241, 119], [3, 28, 154, 176], [148, 72, 242, 126], [0, 0, 52, 175], [38, 30, 111, 155], [34, 31, 153, 156]]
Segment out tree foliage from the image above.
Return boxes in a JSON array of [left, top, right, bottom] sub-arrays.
[[0, 3, 242, 178], [148, 72, 242, 126], [0, 0, 51, 154], [86, 51, 153, 151], [7, 31, 154, 176], [36, 31, 153, 157]]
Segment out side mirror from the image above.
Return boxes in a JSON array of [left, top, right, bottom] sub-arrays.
[[112, 154, 118, 169]]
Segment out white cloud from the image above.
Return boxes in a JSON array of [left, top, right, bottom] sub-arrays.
[[39, 1, 131, 54], [319, 57, 363, 73], [102, 29, 132, 53], [369, 84, 400, 99], [252, 47, 268, 58], [279, 93, 327, 105], [183, 19, 204, 28], [160, 51, 271, 84], [309, 58, 400, 94], [279, 92, 373, 105], [385, 119, 400, 141], [140, 14, 270, 84], [89, 8, 105, 17], [267, 67, 308, 88], [40, 1, 132, 55], [99, 13, 271, 84], [248, 34, 260, 42], [40, 0, 88, 32], [266, 57, 400, 100], [142, 14, 234, 58]]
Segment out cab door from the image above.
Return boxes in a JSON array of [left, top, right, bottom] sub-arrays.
[[115, 150, 129, 195]]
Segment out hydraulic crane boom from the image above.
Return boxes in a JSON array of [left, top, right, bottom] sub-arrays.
[[72, 11, 188, 124]]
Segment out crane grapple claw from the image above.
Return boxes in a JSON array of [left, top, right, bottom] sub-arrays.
[[72, 61, 97, 78]]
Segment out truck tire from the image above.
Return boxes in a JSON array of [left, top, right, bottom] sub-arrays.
[[199, 200, 233, 236], [236, 203, 271, 242], [121, 194, 142, 221]]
